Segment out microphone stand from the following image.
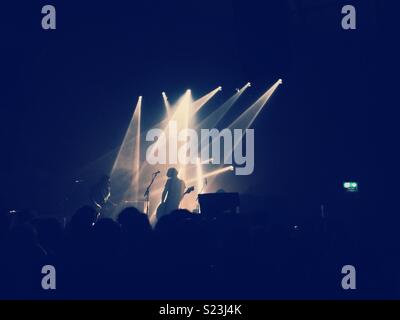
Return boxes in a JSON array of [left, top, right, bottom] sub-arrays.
[[144, 172, 159, 215], [196, 178, 207, 213]]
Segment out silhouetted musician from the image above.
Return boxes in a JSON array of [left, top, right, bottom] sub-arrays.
[[156, 168, 185, 219]]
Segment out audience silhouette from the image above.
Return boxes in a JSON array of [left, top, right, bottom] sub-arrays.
[[0, 195, 393, 299]]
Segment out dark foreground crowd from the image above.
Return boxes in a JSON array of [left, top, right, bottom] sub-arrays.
[[0, 201, 398, 299]]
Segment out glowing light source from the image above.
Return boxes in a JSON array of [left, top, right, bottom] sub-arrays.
[[187, 166, 233, 183], [200, 158, 213, 164], [196, 82, 250, 130], [113, 80, 282, 219], [203, 80, 281, 192], [162, 91, 170, 116], [134, 96, 142, 200], [343, 181, 358, 192], [111, 95, 142, 201], [224, 79, 281, 164], [228, 79, 282, 131], [192, 86, 222, 114], [172, 89, 193, 182]]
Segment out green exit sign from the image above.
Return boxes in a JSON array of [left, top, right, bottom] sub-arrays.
[[343, 182, 358, 192]]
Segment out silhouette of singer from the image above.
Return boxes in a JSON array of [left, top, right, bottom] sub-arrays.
[[157, 168, 186, 219]]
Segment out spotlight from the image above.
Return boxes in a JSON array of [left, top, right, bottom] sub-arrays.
[[278, 79, 283, 85], [236, 88, 240, 92], [188, 165, 234, 183], [200, 158, 213, 164], [192, 86, 224, 114], [227, 79, 282, 131], [162, 92, 170, 115], [247, 82, 251, 87], [186, 89, 191, 93], [112, 94, 142, 199]]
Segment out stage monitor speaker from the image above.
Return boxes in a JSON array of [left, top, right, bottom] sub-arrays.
[[198, 192, 240, 218]]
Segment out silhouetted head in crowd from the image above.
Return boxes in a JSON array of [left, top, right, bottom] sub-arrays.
[[117, 207, 152, 253], [67, 205, 99, 238], [118, 207, 152, 234], [155, 209, 193, 233], [92, 218, 121, 255]]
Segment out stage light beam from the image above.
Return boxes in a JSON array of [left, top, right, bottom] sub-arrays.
[[162, 91, 170, 116], [196, 82, 250, 131], [200, 158, 213, 164], [204, 80, 281, 190], [112, 95, 143, 173], [192, 86, 223, 114], [187, 166, 233, 183], [111, 95, 142, 202], [228, 78, 282, 131], [134, 96, 142, 200]]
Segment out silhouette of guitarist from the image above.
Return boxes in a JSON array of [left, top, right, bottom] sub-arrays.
[[157, 168, 185, 219]]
